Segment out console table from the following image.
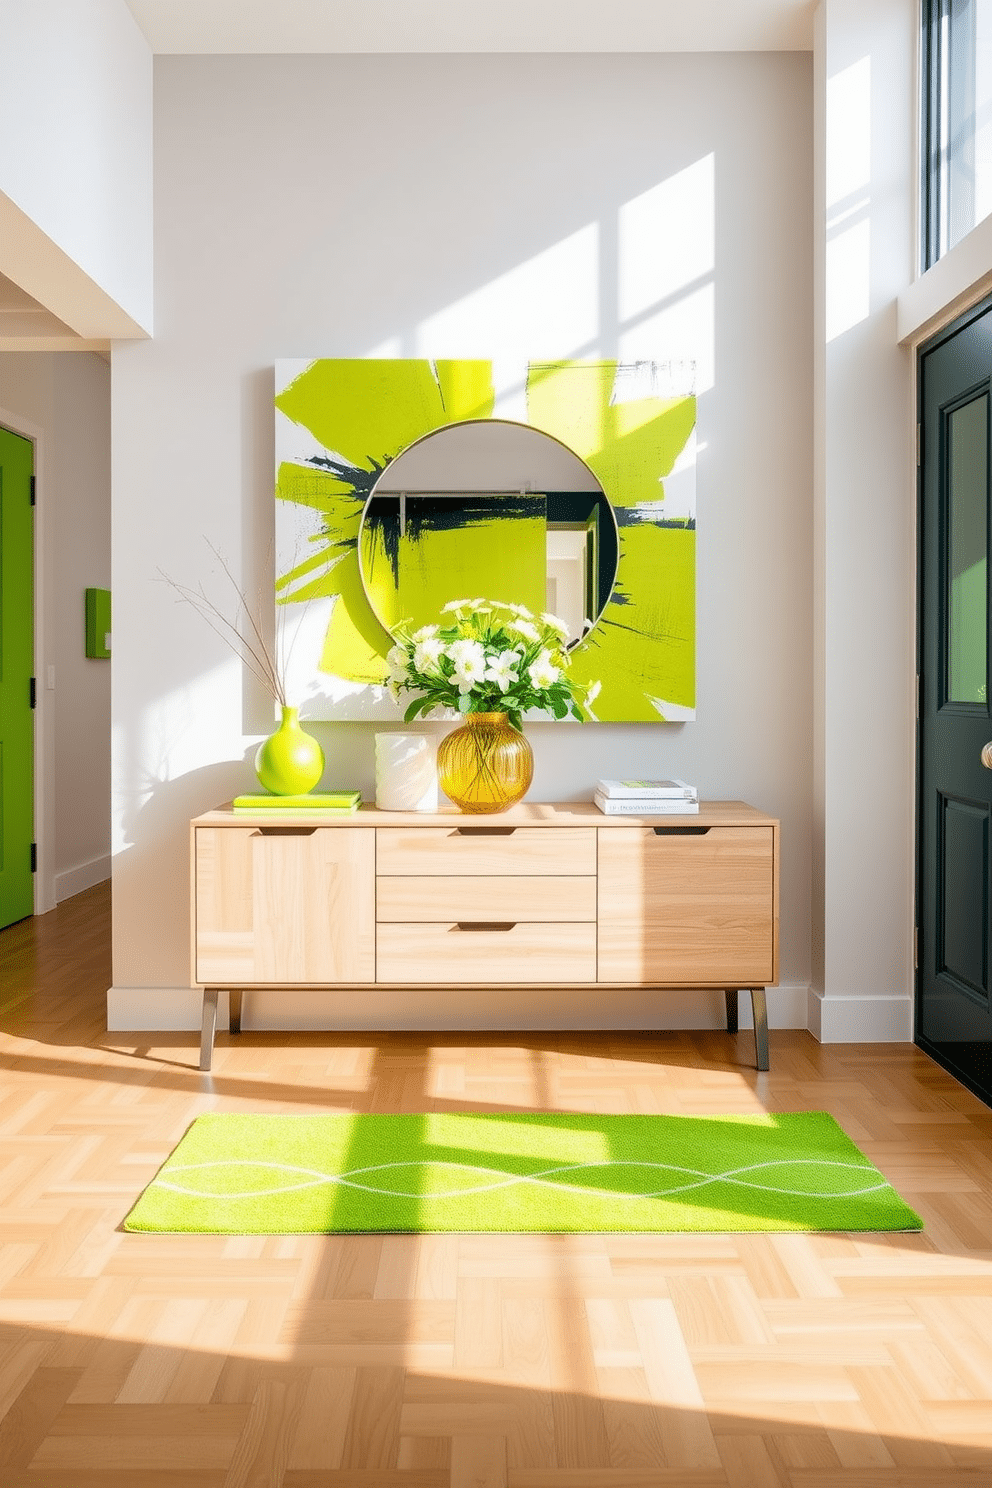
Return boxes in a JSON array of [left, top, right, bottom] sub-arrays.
[[190, 800, 779, 1072]]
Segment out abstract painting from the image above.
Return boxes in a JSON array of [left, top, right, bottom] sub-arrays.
[[274, 358, 696, 722]]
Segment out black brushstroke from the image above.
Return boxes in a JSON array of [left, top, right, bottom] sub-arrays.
[[363, 492, 548, 587], [307, 452, 394, 549], [307, 452, 392, 498], [614, 506, 696, 531]]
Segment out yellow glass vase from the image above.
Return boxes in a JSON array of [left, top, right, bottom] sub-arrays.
[[437, 712, 534, 813]]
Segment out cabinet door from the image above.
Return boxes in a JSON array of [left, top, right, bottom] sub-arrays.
[[597, 826, 777, 984], [195, 826, 375, 984]]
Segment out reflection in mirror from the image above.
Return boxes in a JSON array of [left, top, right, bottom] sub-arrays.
[[359, 490, 617, 647]]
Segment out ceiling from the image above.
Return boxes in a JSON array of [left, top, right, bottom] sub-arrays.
[[123, 0, 817, 55]]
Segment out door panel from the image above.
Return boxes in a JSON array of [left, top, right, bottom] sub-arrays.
[[918, 299, 992, 1106], [194, 826, 376, 984], [0, 427, 34, 930], [597, 826, 776, 985], [947, 396, 988, 701], [938, 795, 988, 999]]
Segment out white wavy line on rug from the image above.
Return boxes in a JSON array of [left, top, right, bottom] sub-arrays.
[[152, 1157, 892, 1203]]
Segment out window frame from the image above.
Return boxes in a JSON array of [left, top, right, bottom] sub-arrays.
[[921, 0, 945, 272]]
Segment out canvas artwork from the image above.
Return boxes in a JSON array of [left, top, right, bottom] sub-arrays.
[[274, 358, 696, 722]]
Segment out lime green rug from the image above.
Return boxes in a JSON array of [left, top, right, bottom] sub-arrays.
[[122, 1112, 922, 1235]]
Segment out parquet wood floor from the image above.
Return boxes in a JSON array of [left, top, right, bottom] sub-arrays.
[[1, 882, 991, 1485]]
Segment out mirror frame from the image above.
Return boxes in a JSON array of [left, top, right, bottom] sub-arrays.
[[356, 417, 621, 649]]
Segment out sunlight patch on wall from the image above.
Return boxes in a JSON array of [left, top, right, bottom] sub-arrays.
[[112, 656, 242, 855], [618, 155, 715, 391], [826, 56, 871, 343], [414, 224, 599, 363], [620, 282, 715, 395], [619, 156, 715, 320]]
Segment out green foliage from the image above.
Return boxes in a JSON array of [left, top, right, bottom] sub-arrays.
[[388, 600, 599, 727]]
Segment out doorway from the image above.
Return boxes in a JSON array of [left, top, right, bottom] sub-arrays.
[[918, 294, 992, 1107], [0, 425, 34, 929]]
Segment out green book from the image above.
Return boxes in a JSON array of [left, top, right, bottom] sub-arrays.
[[232, 791, 361, 812]]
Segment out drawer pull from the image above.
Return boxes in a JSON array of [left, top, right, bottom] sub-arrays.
[[454, 921, 516, 932], [253, 826, 320, 838], [454, 826, 516, 837], [652, 825, 711, 836]]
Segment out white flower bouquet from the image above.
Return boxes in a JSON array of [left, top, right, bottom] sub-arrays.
[[387, 599, 599, 731]]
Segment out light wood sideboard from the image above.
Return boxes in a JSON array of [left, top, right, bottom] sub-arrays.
[[190, 800, 779, 1072]]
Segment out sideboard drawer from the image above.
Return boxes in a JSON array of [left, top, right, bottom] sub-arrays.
[[597, 825, 776, 985], [377, 875, 597, 923], [376, 826, 597, 877], [376, 921, 597, 982]]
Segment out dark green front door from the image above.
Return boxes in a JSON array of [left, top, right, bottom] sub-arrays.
[[0, 426, 34, 929], [918, 297, 992, 1107]]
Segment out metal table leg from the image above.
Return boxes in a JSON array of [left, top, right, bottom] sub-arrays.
[[725, 989, 739, 1034], [750, 988, 769, 1071], [229, 989, 243, 1035], [200, 987, 219, 1071]]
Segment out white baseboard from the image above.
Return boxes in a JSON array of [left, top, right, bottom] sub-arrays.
[[107, 983, 811, 1034], [107, 986, 209, 1031], [56, 854, 111, 903], [807, 987, 914, 1043]]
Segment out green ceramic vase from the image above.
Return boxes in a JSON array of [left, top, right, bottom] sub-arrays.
[[254, 705, 324, 795]]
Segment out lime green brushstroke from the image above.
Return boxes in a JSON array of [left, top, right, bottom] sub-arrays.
[[276, 360, 498, 687], [275, 458, 392, 680], [526, 361, 695, 509], [276, 358, 495, 468], [568, 527, 695, 719]]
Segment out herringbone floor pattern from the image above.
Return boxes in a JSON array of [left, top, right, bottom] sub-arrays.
[[1, 882, 991, 1484]]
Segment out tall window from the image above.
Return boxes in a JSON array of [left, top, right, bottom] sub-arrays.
[[922, 0, 992, 268]]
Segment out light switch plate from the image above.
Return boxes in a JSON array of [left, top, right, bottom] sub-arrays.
[[85, 588, 111, 659]]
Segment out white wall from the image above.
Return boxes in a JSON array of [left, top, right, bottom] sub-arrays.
[[812, 0, 917, 1042], [0, 352, 112, 905], [110, 52, 814, 1031], [52, 356, 113, 898], [0, 0, 153, 339]]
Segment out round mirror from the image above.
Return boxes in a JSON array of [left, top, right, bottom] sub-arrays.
[[358, 419, 618, 649]]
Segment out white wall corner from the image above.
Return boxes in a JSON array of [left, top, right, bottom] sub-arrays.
[[814, 0, 918, 1040], [108, 986, 212, 1033], [56, 854, 111, 904], [0, 1, 153, 337], [0, 193, 150, 341]]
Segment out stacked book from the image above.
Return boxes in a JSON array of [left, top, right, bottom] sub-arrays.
[[593, 778, 699, 816], [232, 790, 362, 814]]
